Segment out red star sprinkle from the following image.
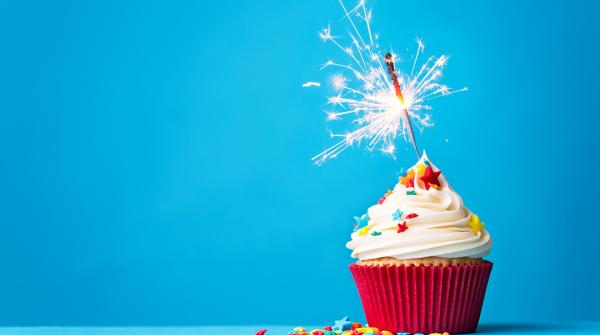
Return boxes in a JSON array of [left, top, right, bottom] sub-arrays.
[[405, 213, 418, 220], [420, 166, 441, 190], [324, 326, 332, 331], [397, 221, 408, 233]]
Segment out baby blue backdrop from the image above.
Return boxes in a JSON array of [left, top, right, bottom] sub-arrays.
[[1, 0, 599, 327]]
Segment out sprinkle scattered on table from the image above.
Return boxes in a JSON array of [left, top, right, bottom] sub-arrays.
[[274, 316, 451, 335]]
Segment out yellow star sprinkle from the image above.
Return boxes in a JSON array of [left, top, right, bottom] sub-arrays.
[[468, 214, 484, 234], [415, 163, 426, 177], [357, 225, 372, 236]]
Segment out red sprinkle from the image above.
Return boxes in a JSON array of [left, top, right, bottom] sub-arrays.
[[397, 221, 408, 233], [351, 323, 362, 329], [255, 330, 267, 335], [377, 196, 387, 204], [420, 166, 442, 190], [324, 326, 332, 331], [405, 213, 418, 219], [312, 331, 324, 335]]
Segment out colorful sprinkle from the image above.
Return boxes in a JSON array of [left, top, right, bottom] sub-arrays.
[[420, 166, 441, 190], [399, 169, 415, 188], [353, 214, 369, 230], [370, 231, 381, 236], [391, 209, 403, 221], [397, 221, 408, 233], [405, 213, 418, 220], [357, 225, 371, 236], [255, 330, 267, 335], [355, 327, 379, 333], [467, 214, 484, 234], [351, 323, 362, 330], [324, 326, 332, 331], [385, 189, 393, 197], [415, 163, 426, 177], [406, 189, 417, 196], [333, 316, 353, 331], [377, 195, 387, 204], [294, 328, 306, 332], [311, 330, 324, 335]]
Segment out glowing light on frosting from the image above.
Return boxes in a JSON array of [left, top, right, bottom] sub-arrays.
[[309, 0, 467, 164]]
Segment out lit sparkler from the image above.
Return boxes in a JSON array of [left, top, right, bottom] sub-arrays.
[[310, 0, 467, 164]]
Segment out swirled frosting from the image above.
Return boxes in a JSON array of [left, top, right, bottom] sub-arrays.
[[346, 152, 492, 260]]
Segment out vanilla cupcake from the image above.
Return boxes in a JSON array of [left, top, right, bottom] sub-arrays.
[[347, 152, 492, 334]]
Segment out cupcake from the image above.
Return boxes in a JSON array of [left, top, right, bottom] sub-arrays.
[[347, 152, 492, 334]]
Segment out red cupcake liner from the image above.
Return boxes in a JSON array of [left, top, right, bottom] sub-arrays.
[[350, 261, 492, 334]]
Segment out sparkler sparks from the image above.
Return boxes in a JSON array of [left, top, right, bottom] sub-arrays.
[[303, 82, 321, 87], [309, 0, 467, 164]]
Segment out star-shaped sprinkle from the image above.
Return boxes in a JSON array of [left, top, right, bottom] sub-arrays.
[[353, 214, 369, 230], [397, 221, 408, 233], [415, 163, 426, 177], [468, 214, 484, 234], [392, 209, 403, 221], [406, 189, 417, 196], [399, 169, 415, 188], [420, 166, 442, 190], [370, 231, 381, 236], [357, 225, 371, 236], [405, 213, 418, 220], [333, 316, 352, 331]]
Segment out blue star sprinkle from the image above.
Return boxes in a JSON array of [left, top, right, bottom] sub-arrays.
[[353, 214, 369, 231], [392, 209, 403, 221], [332, 316, 352, 331]]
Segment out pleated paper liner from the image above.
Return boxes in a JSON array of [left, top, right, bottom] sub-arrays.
[[350, 261, 492, 334]]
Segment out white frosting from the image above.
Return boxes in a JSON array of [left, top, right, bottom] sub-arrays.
[[346, 152, 492, 260]]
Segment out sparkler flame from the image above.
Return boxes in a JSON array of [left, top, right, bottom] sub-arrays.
[[310, 0, 467, 164]]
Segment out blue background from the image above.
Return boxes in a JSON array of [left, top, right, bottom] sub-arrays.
[[1, 0, 599, 327]]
